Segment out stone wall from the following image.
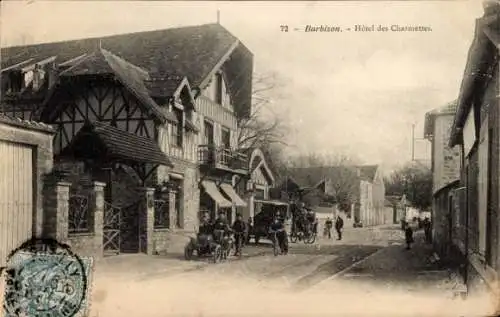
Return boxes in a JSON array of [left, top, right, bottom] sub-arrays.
[[44, 181, 106, 259], [159, 157, 200, 232]]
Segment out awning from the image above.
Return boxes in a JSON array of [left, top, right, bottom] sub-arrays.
[[201, 181, 232, 208], [254, 199, 289, 207], [220, 183, 247, 207]]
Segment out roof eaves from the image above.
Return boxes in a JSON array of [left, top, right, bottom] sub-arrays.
[[0, 113, 55, 134], [197, 39, 240, 91]]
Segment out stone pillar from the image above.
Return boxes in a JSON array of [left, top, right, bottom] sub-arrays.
[[168, 189, 176, 229], [138, 187, 155, 255], [43, 181, 71, 243], [86, 182, 106, 257], [249, 194, 255, 219]]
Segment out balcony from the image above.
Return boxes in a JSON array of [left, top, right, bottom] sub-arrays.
[[198, 144, 248, 174]]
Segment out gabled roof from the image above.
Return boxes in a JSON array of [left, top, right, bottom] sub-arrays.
[[286, 164, 379, 188], [1, 23, 253, 118], [450, 4, 500, 147], [424, 100, 458, 139], [43, 48, 178, 124], [58, 121, 173, 167]]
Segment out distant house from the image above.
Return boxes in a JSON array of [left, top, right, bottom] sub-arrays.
[[279, 165, 386, 227], [385, 195, 406, 224]]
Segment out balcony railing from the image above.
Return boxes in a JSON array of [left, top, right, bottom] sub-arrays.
[[198, 144, 248, 172]]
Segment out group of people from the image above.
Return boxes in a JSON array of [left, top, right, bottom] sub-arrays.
[[197, 210, 289, 256], [324, 215, 344, 240], [198, 211, 247, 256], [292, 206, 319, 235], [402, 217, 432, 250]]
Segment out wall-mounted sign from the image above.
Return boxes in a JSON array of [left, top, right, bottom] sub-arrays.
[[463, 108, 476, 157]]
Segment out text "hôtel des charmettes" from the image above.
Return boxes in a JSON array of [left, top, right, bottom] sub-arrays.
[[303, 24, 432, 32]]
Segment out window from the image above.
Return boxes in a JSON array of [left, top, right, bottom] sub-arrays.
[[221, 127, 231, 149], [171, 179, 183, 228], [204, 120, 214, 145], [171, 107, 183, 147], [154, 197, 170, 229], [215, 73, 223, 104]]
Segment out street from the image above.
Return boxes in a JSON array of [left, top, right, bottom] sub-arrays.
[[86, 225, 477, 317]]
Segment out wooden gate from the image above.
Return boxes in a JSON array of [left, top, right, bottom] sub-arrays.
[[103, 201, 121, 255], [0, 141, 34, 267], [121, 201, 140, 253]]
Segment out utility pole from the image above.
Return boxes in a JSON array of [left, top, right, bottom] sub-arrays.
[[411, 123, 415, 161]]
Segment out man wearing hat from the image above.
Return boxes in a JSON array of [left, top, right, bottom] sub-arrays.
[[212, 210, 232, 242], [232, 213, 246, 255]]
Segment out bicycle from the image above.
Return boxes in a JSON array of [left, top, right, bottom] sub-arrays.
[[233, 231, 245, 258]]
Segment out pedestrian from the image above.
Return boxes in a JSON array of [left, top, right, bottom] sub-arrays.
[[404, 221, 414, 250], [423, 217, 432, 244], [232, 213, 246, 256], [269, 216, 288, 254], [335, 215, 344, 240], [325, 217, 333, 239]]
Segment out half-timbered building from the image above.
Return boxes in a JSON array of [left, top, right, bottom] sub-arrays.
[[1, 23, 253, 256]]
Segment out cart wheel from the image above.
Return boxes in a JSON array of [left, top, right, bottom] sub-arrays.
[[308, 233, 316, 244], [213, 245, 222, 263], [273, 237, 280, 256], [290, 233, 298, 243], [184, 244, 194, 260]]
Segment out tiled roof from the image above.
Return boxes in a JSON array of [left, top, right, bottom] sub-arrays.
[[0, 112, 54, 133], [287, 164, 379, 188], [145, 75, 185, 98], [59, 121, 173, 167], [1, 23, 253, 118], [49, 48, 178, 124]]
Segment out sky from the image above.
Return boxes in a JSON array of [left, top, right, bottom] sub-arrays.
[[0, 0, 484, 172]]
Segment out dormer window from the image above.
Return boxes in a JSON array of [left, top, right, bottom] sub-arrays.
[[215, 72, 223, 104], [4, 71, 23, 93], [221, 127, 231, 149]]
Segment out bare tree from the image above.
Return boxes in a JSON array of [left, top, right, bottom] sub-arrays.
[[286, 152, 363, 211], [385, 163, 432, 210], [237, 72, 290, 149]]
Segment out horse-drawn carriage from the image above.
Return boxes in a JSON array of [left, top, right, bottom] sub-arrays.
[[184, 229, 234, 263], [247, 202, 288, 244], [289, 205, 317, 244]]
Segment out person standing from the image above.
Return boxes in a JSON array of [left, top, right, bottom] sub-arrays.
[[335, 215, 344, 240], [232, 213, 246, 256], [404, 221, 414, 250], [423, 217, 432, 244], [325, 217, 333, 239]]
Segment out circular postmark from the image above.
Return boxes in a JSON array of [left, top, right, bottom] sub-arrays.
[[2, 238, 88, 317]]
